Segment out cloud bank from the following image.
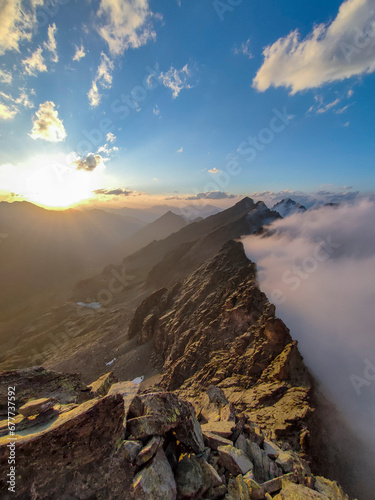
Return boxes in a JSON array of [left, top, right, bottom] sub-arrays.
[[243, 200, 375, 449], [254, 0, 375, 93]]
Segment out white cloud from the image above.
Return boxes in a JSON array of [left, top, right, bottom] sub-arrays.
[[43, 23, 58, 63], [73, 44, 86, 61], [159, 64, 193, 98], [88, 52, 114, 107], [29, 101, 67, 142], [153, 105, 160, 115], [22, 46, 47, 76], [208, 167, 221, 174], [249, 189, 363, 208], [0, 103, 17, 120], [316, 97, 341, 114], [243, 199, 375, 453], [106, 132, 116, 142], [186, 191, 236, 200], [254, 0, 375, 93], [0, 0, 44, 55], [97, 0, 158, 56], [0, 69, 12, 84], [234, 38, 253, 58], [176, 147, 183, 153], [0, 88, 34, 119], [347, 88, 354, 97]]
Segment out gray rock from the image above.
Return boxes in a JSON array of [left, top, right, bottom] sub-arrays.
[[227, 475, 251, 499], [207, 385, 229, 405], [275, 450, 295, 473], [247, 440, 264, 482], [198, 457, 222, 491], [132, 448, 177, 500], [218, 444, 254, 475], [263, 440, 281, 459], [175, 454, 204, 498]]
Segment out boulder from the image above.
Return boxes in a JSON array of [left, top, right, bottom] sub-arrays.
[[243, 475, 264, 500], [275, 450, 295, 473], [314, 476, 349, 499], [107, 381, 140, 426], [119, 440, 143, 463], [263, 440, 280, 459], [227, 475, 251, 499], [198, 457, 222, 491], [132, 448, 177, 500], [136, 436, 163, 466], [204, 430, 233, 450], [201, 421, 235, 438], [262, 473, 296, 495], [273, 479, 325, 499], [127, 392, 204, 452], [88, 371, 118, 397], [207, 385, 229, 405], [218, 445, 254, 475], [175, 455, 204, 498], [246, 440, 264, 482], [18, 397, 57, 417]]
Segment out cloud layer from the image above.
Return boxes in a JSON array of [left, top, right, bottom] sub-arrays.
[[243, 200, 375, 449], [254, 0, 375, 93]]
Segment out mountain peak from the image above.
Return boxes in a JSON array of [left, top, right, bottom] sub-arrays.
[[272, 198, 307, 217]]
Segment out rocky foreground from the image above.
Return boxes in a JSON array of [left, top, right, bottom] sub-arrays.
[[0, 367, 349, 499]]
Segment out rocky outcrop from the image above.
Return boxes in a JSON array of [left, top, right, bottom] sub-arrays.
[[0, 368, 349, 499]]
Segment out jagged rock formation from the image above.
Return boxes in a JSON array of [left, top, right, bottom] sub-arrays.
[[0, 368, 348, 499], [127, 241, 313, 450]]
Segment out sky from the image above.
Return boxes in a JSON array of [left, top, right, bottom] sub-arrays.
[[0, 0, 375, 208]]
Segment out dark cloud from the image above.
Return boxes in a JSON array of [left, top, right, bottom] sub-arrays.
[[94, 187, 133, 197], [75, 153, 102, 172], [186, 191, 236, 200]]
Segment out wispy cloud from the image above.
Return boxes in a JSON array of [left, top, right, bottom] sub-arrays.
[[0, 0, 43, 55], [153, 105, 160, 116], [0, 103, 17, 120], [29, 101, 67, 142], [88, 52, 114, 107], [0, 68, 12, 84], [97, 0, 158, 56], [73, 44, 86, 61], [159, 64, 193, 98], [22, 46, 47, 76], [234, 38, 253, 58], [254, 0, 375, 93], [176, 147, 183, 153], [43, 23, 58, 63], [208, 167, 221, 174]]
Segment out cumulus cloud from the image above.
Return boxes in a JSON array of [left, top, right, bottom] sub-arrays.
[[94, 187, 133, 196], [88, 52, 114, 107], [159, 64, 193, 98], [73, 44, 86, 61], [29, 101, 67, 142], [43, 23, 58, 63], [0, 0, 43, 55], [75, 154, 103, 172], [22, 46, 47, 75], [186, 191, 236, 200], [234, 38, 253, 58], [97, 0, 158, 56], [253, 0, 375, 93], [243, 200, 375, 451], [208, 167, 221, 174]]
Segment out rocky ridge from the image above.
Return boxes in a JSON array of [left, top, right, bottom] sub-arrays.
[[0, 369, 348, 499]]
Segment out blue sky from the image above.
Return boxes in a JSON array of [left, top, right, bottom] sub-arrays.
[[0, 0, 375, 208]]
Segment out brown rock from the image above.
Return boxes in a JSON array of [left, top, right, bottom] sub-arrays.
[[218, 445, 254, 475], [204, 430, 233, 450], [136, 436, 163, 466], [88, 371, 118, 397], [18, 397, 57, 417], [202, 421, 235, 438]]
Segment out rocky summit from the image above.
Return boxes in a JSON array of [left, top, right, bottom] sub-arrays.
[[0, 240, 356, 498]]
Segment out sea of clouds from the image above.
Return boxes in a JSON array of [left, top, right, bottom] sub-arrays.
[[243, 199, 375, 447]]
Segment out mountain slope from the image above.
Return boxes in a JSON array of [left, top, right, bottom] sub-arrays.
[[272, 198, 307, 217]]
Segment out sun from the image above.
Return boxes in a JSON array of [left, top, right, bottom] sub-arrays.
[[0, 153, 106, 209]]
